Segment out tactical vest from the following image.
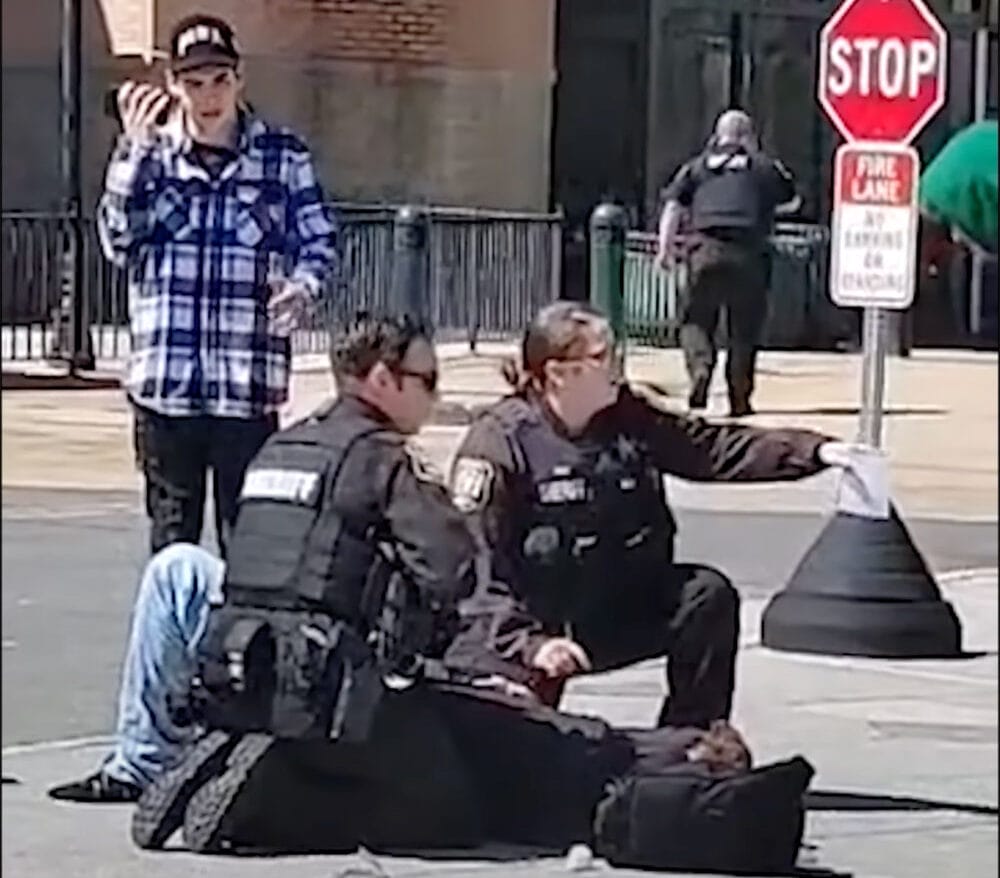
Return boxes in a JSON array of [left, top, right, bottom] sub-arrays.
[[223, 401, 386, 620], [501, 403, 676, 631], [190, 401, 402, 742], [688, 148, 769, 236]]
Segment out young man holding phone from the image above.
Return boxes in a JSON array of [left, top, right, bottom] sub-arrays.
[[100, 14, 338, 556]]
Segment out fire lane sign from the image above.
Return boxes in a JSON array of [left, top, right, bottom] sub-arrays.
[[830, 142, 920, 309]]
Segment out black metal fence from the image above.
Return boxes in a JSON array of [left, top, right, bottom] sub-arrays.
[[1, 204, 562, 362], [623, 222, 851, 349]]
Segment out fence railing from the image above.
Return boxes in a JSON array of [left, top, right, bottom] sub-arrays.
[[624, 222, 841, 349], [1, 204, 562, 363]]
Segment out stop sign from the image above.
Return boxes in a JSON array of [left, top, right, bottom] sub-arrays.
[[818, 0, 947, 144]]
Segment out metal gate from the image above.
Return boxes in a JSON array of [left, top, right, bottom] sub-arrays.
[[1, 205, 562, 363]]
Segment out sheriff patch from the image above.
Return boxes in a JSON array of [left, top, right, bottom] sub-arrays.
[[538, 477, 587, 505], [241, 468, 322, 505], [451, 457, 495, 512]]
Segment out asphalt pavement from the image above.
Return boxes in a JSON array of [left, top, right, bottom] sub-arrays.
[[1, 486, 996, 749]]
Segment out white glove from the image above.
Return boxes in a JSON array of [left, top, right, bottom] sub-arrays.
[[818, 440, 870, 472], [819, 441, 890, 519]]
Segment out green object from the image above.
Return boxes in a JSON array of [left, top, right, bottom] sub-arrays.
[[624, 248, 685, 346], [589, 203, 628, 369], [919, 120, 998, 255]]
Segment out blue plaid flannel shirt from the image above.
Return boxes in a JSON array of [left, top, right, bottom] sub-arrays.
[[98, 112, 338, 418]]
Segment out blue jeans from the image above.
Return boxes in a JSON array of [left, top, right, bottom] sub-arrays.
[[101, 544, 225, 787]]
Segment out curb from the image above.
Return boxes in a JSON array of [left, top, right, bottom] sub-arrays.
[[1, 371, 122, 391]]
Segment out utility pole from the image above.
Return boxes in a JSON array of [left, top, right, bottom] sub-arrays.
[[54, 0, 94, 371]]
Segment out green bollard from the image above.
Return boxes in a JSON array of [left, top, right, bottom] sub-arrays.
[[392, 205, 431, 331], [589, 203, 628, 372]]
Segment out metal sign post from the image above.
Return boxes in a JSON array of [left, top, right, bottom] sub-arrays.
[[858, 308, 889, 446]]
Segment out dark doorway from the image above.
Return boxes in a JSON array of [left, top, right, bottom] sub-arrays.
[[550, 0, 650, 298]]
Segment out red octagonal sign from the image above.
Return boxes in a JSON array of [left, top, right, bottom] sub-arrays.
[[818, 0, 948, 144]]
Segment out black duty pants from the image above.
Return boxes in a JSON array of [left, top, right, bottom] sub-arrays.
[[568, 563, 740, 729], [132, 405, 276, 556], [680, 234, 770, 410]]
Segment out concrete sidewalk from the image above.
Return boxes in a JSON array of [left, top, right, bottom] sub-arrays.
[[3, 344, 997, 520]]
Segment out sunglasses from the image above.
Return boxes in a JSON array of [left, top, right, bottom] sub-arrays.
[[557, 346, 612, 368], [396, 369, 439, 394]]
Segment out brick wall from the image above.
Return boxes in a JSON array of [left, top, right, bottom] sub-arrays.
[[1, 0, 556, 212], [305, 0, 447, 64]]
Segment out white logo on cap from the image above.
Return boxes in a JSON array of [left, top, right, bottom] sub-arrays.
[[177, 24, 229, 57]]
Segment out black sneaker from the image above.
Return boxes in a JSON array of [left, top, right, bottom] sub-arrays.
[[183, 732, 275, 854], [131, 730, 238, 850], [688, 375, 710, 411], [48, 770, 141, 804], [728, 400, 754, 418]]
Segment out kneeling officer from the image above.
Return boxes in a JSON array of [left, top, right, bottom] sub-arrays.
[[192, 313, 473, 745], [123, 314, 478, 850]]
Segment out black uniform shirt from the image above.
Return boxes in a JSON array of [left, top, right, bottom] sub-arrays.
[[444, 386, 828, 680]]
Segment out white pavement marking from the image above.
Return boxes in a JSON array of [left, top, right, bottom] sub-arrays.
[[2, 735, 113, 757], [937, 567, 1000, 585], [2, 504, 139, 522], [756, 650, 997, 688]]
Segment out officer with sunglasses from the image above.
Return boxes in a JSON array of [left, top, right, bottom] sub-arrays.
[[48, 314, 472, 824]]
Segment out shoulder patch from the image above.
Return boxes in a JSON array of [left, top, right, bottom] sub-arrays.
[[451, 457, 496, 513]]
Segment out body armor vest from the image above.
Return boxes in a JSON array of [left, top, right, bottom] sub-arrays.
[[689, 147, 769, 236], [191, 400, 402, 743], [223, 401, 386, 620], [498, 401, 676, 631]]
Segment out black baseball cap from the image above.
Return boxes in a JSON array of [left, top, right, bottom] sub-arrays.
[[169, 14, 240, 73]]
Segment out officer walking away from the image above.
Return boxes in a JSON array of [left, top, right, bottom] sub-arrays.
[[656, 109, 800, 417], [99, 14, 338, 555], [445, 301, 864, 729], [47, 315, 475, 834]]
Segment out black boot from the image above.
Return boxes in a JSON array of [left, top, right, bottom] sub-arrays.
[[688, 374, 711, 411], [131, 730, 238, 850], [182, 733, 275, 853], [48, 770, 141, 804]]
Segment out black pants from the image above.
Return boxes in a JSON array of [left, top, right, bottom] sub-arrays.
[[214, 685, 701, 854], [132, 406, 276, 556], [569, 563, 740, 729], [680, 235, 770, 410]]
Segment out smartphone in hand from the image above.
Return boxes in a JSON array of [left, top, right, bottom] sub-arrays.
[[104, 52, 175, 127]]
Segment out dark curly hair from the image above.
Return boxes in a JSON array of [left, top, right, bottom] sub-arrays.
[[330, 312, 430, 383]]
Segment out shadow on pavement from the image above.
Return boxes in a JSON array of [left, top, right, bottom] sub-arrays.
[[748, 406, 948, 417], [0, 371, 121, 391], [806, 789, 999, 816]]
